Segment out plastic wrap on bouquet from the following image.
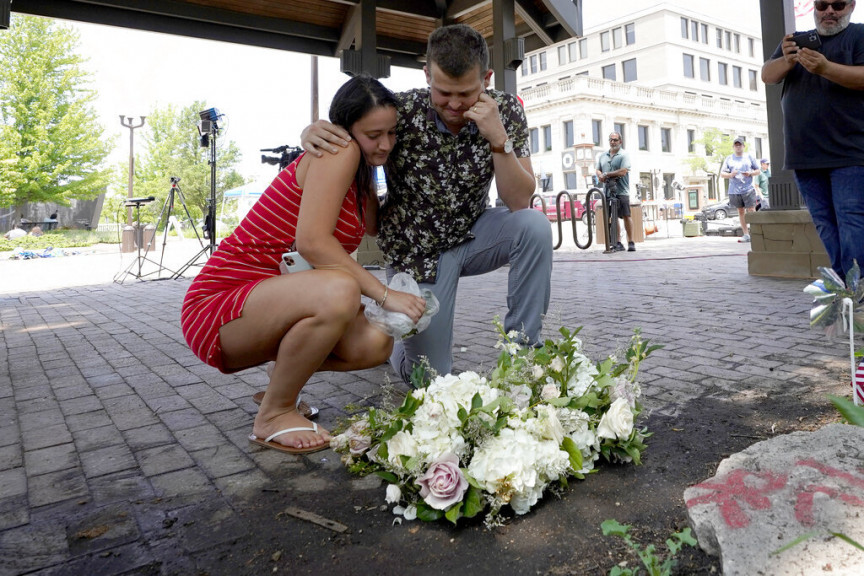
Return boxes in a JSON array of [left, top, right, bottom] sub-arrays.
[[365, 273, 440, 338], [804, 262, 864, 338]]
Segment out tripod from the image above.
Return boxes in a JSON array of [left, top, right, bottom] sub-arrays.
[[152, 176, 203, 277], [174, 118, 219, 279], [113, 196, 160, 283]]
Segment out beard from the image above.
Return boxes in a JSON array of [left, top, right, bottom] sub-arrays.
[[816, 11, 852, 36]]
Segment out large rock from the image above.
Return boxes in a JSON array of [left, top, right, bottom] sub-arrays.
[[685, 424, 864, 576]]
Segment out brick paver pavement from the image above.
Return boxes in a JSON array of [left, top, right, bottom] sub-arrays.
[[0, 232, 853, 575]]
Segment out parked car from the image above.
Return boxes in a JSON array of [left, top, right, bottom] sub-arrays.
[[701, 195, 768, 220], [533, 191, 597, 224]]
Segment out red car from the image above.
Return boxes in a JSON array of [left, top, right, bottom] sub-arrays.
[[533, 192, 598, 224]]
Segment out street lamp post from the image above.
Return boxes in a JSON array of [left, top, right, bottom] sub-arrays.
[[120, 115, 146, 225]]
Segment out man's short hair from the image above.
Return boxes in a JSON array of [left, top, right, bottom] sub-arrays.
[[427, 24, 489, 78]]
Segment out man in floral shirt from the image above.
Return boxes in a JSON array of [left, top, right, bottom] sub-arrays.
[[302, 24, 552, 385]]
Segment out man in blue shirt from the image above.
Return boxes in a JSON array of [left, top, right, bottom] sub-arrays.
[[762, 0, 864, 277], [720, 136, 760, 243], [596, 132, 635, 251]]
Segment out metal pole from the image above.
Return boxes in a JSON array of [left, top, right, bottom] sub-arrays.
[[119, 115, 146, 225], [311, 55, 319, 122]]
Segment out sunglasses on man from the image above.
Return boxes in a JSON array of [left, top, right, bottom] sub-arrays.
[[814, 1, 851, 11]]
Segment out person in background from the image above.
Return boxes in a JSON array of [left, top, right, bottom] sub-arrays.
[[720, 136, 760, 243], [596, 131, 635, 252], [180, 76, 426, 454], [756, 159, 771, 210], [301, 24, 551, 386], [3, 226, 26, 240], [761, 0, 864, 278]]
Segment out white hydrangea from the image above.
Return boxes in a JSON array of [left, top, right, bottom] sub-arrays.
[[566, 352, 599, 397], [467, 427, 569, 515]]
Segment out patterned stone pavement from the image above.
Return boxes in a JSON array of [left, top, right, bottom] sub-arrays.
[[0, 232, 853, 575]]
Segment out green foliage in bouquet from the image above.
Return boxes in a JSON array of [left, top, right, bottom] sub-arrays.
[[331, 320, 661, 528]]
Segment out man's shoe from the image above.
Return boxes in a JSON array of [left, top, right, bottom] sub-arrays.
[[627, 242, 636, 252], [738, 234, 751, 243], [614, 242, 626, 252]]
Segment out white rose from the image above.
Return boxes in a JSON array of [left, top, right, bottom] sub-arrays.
[[550, 356, 565, 372], [597, 398, 634, 440], [387, 431, 419, 469], [385, 484, 401, 504], [540, 383, 559, 400], [532, 365, 545, 380]]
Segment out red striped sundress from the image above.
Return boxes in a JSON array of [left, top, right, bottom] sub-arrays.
[[180, 154, 366, 371]]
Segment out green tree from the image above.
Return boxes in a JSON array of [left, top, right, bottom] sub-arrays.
[[684, 128, 733, 175], [0, 15, 111, 210], [133, 101, 244, 227]]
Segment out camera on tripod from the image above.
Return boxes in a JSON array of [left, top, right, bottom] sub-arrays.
[[170, 176, 181, 184], [261, 145, 303, 170]]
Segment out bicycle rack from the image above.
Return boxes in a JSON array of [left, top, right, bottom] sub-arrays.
[[531, 188, 613, 252]]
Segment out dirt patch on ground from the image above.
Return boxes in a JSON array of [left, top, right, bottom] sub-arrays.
[[179, 392, 843, 576]]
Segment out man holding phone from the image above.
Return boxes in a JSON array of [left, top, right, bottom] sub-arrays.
[[302, 24, 552, 385], [762, 0, 864, 278]]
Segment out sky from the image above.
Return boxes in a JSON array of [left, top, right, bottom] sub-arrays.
[[23, 0, 848, 187]]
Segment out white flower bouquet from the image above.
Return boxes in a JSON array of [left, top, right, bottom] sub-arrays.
[[331, 320, 659, 527]]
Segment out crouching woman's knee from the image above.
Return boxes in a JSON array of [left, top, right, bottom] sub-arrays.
[[317, 270, 362, 323]]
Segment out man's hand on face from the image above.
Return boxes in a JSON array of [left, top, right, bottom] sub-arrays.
[[463, 93, 507, 147], [300, 120, 352, 157]]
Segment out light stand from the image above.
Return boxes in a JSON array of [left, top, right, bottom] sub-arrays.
[[174, 108, 221, 279]]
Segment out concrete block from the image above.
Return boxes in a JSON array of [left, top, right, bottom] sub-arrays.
[[748, 251, 816, 278]]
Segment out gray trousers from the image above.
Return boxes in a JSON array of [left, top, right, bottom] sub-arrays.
[[389, 207, 553, 384]]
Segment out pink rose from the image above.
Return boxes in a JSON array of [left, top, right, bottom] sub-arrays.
[[416, 453, 468, 510]]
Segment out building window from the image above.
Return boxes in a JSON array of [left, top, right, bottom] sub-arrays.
[[638, 125, 649, 151], [718, 62, 728, 85], [623, 58, 637, 82], [683, 54, 695, 78], [613, 27, 623, 49], [592, 119, 603, 146], [755, 137, 763, 159], [558, 45, 567, 65], [614, 123, 626, 145], [681, 17, 689, 39], [725, 30, 732, 50], [564, 172, 579, 189], [601, 31, 610, 52], [734, 34, 741, 53], [542, 125, 552, 151], [579, 38, 588, 59], [661, 127, 671, 153], [539, 51, 547, 71], [749, 69, 758, 91], [602, 64, 616, 80], [568, 41, 578, 61], [530, 128, 539, 154], [691, 20, 699, 42], [701, 23, 708, 44], [563, 120, 574, 147], [687, 129, 695, 153], [530, 54, 537, 74], [749, 37, 755, 58], [625, 23, 635, 45], [733, 65, 742, 88], [716, 28, 723, 48], [700, 57, 711, 81], [521, 64, 528, 77]]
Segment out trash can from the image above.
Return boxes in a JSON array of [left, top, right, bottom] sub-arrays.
[[121, 225, 136, 253]]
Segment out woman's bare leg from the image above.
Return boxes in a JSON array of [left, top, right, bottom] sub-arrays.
[[219, 270, 392, 450]]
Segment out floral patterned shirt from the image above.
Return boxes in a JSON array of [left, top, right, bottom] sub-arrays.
[[378, 88, 530, 282]]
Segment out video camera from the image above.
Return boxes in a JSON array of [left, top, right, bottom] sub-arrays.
[[261, 145, 303, 170]]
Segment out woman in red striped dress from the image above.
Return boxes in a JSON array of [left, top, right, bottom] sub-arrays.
[[180, 76, 427, 454]]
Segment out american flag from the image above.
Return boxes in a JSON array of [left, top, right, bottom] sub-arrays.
[[853, 360, 864, 405]]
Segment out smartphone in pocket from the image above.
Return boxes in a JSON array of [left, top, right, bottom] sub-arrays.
[[792, 31, 821, 51], [279, 251, 313, 274]]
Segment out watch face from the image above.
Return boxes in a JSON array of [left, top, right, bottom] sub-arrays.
[[504, 139, 513, 153]]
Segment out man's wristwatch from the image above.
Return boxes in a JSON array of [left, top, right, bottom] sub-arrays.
[[492, 138, 513, 154]]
